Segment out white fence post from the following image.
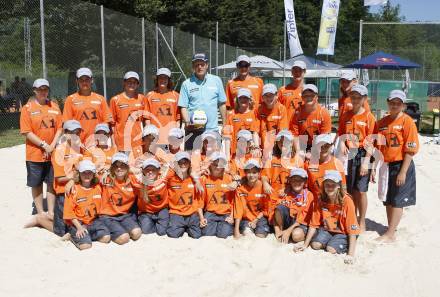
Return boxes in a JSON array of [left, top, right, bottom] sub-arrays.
[[100, 5, 107, 99], [39, 0, 47, 79]]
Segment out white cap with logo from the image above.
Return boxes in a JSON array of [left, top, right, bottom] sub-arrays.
[[142, 158, 161, 169], [276, 130, 294, 141], [292, 60, 307, 70], [94, 123, 110, 133], [142, 124, 159, 138], [168, 128, 184, 139], [289, 167, 308, 178], [124, 71, 140, 81], [236, 55, 251, 64], [387, 89, 406, 102], [237, 88, 252, 99], [33, 78, 50, 88], [244, 159, 261, 170], [111, 152, 129, 165], [237, 129, 253, 141], [313, 133, 333, 145], [175, 151, 191, 162], [302, 84, 318, 94], [262, 83, 278, 95], [63, 120, 82, 131], [78, 159, 96, 173], [350, 84, 368, 96], [323, 170, 342, 183], [76, 67, 93, 78], [340, 71, 356, 81], [156, 68, 172, 77], [209, 151, 227, 162]]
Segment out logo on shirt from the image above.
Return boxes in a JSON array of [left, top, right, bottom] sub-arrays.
[[166, 98, 176, 103], [76, 197, 87, 203], [356, 121, 367, 126], [73, 101, 84, 105], [393, 125, 403, 130], [312, 120, 322, 124], [206, 184, 215, 188], [190, 88, 199, 93], [406, 142, 417, 148], [48, 109, 59, 115], [351, 224, 359, 230], [118, 104, 129, 109], [93, 194, 102, 199], [31, 111, 41, 116], [151, 98, 161, 103], [91, 100, 101, 105], [248, 84, 259, 89]]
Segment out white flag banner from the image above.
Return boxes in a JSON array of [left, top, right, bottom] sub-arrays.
[[364, 0, 388, 6], [284, 0, 303, 57], [362, 69, 370, 86], [316, 0, 340, 56]]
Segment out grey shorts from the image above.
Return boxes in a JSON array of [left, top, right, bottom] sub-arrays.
[[167, 213, 202, 239], [69, 218, 110, 246], [275, 205, 309, 234], [384, 160, 416, 208], [311, 228, 348, 254], [26, 161, 54, 187], [138, 208, 170, 236], [347, 148, 371, 193], [53, 194, 67, 237], [101, 213, 140, 241], [240, 217, 270, 236], [201, 211, 233, 238]]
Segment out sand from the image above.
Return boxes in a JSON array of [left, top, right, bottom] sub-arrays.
[[0, 137, 439, 297]]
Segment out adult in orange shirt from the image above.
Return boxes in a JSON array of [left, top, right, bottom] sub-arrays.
[[375, 90, 419, 243], [257, 83, 288, 154], [338, 72, 370, 118], [233, 159, 270, 238], [225, 55, 263, 110], [199, 152, 238, 238], [337, 84, 376, 233], [144, 68, 180, 145], [306, 134, 346, 199], [301, 171, 359, 264], [20, 79, 62, 217], [290, 84, 332, 152], [63, 67, 111, 146], [137, 158, 169, 236], [166, 151, 204, 238], [273, 168, 315, 244], [223, 88, 260, 156], [278, 60, 306, 123], [100, 153, 142, 245], [110, 71, 144, 152], [63, 160, 111, 250]]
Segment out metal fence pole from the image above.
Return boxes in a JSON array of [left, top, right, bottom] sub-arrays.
[[358, 19, 363, 59], [155, 23, 159, 69], [223, 43, 226, 77], [157, 27, 187, 80], [171, 26, 174, 52], [209, 38, 212, 74], [142, 18, 146, 94], [192, 34, 195, 55], [39, 0, 47, 79], [100, 5, 107, 99], [216, 22, 219, 75], [283, 20, 286, 86]]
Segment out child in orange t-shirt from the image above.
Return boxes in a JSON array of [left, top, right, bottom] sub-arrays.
[[199, 152, 238, 238], [166, 151, 204, 238], [100, 153, 142, 245], [272, 168, 315, 244], [296, 170, 359, 265], [63, 160, 111, 250], [233, 159, 270, 238], [137, 158, 169, 236]]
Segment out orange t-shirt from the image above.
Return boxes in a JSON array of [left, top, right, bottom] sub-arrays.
[[20, 99, 63, 162], [262, 155, 304, 190], [137, 178, 169, 214], [276, 188, 315, 226], [226, 75, 263, 109], [375, 113, 419, 163], [63, 184, 102, 225], [278, 84, 303, 123], [234, 180, 269, 221], [200, 174, 234, 215], [63, 92, 111, 144], [109, 92, 144, 151], [223, 109, 259, 154], [165, 170, 201, 216], [229, 154, 256, 177], [100, 174, 139, 216], [338, 109, 376, 149], [290, 104, 332, 145], [257, 102, 288, 147], [338, 95, 370, 118], [306, 156, 346, 199], [51, 143, 83, 194], [83, 145, 117, 173], [310, 194, 360, 235]]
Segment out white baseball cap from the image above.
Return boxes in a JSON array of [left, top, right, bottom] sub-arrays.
[[142, 124, 159, 138], [156, 68, 172, 77], [33, 78, 49, 88], [209, 151, 227, 162], [292, 60, 307, 70], [237, 129, 253, 141], [94, 123, 110, 134], [201, 130, 220, 142], [78, 159, 96, 173], [236, 55, 251, 64], [313, 133, 333, 145], [124, 71, 139, 81], [302, 84, 318, 94], [142, 158, 161, 169], [276, 130, 294, 142], [350, 84, 368, 96], [289, 167, 308, 179], [340, 72, 356, 81], [244, 159, 261, 170], [323, 170, 342, 183], [387, 89, 406, 102], [168, 128, 184, 139], [175, 151, 191, 162], [76, 67, 93, 78], [111, 152, 129, 165], [63, 120, 82, 131], [237, 88, 252, 99], [262, 83, 277, 95]]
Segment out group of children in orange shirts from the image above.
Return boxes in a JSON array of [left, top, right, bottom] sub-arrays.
[[20, 57, 419, 264]]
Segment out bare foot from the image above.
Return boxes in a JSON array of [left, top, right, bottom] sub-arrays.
[[61, 233, 71, 241], [24, 215, 38, 228], [375, 234, 396, 243], [359, 222, 366, 233]]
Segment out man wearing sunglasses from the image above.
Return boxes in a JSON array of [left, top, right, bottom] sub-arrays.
[[225, 55, 263, 110]]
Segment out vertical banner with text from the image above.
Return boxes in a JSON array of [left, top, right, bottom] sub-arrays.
[[284, 0, 303, 58], [317, 0, 340, 56]]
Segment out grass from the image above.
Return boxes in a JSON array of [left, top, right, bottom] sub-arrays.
[[0, 129, 24, 149]]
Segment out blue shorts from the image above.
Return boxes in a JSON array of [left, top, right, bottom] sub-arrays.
[[101, 213, 140, 241], [26, 161, 53, 187], [138, 208, 170, 236], [274, 205, 309, 234], [240, 217, 270, 236], [347, 148, 371, 193], [384, 160, 416, 208], [201, 211, 233, 238], [69, 218, 110, 246], [167, 213, 202, 239], [53, 194, 67, 237], [311, 228, 349, 254]]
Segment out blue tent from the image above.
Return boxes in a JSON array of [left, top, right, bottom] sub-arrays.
[[344, 51, 421, 70]]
